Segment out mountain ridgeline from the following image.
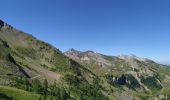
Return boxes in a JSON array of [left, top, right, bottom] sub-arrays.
[[0, 20, 170, 100]]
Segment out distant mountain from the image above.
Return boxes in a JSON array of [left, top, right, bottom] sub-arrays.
[[161, 62, 170, 66], [65, 49, 170, 99], [0, 19, 170, 100]]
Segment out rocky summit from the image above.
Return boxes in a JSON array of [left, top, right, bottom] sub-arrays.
[[0, 20, 170, 100]]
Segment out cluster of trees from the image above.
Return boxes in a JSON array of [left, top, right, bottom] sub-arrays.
[[76, 79, 108, 100], [9, 77, 70, 100], [106, 74, 140, 90], [64, 74, 108, 100], [125, 74, 140, 89], [141, 76, 162, 93], [106, 74, 127, 85], [8, 60, 109, 100]]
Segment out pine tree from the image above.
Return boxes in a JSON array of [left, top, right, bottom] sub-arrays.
[[43, 79, 48, 96]]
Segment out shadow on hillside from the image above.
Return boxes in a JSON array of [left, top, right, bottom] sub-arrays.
[[0, 93, 12, 100]]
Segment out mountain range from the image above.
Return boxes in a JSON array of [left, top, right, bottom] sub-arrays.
[[0, 19, 170, 100]]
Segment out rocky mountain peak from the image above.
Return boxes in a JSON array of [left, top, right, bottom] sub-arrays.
[[66, 48, 81, 54], [65, 49, 112, 66], [0, 19, 5, 28], [64, 48, 81, 59], [0, 19, 13, 30], [118, 54, 136, 60], [86, 50, 95, 53], [69, 48, 76, 51], [118, 54, 154, 63]]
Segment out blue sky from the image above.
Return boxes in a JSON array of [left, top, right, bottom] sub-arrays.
[[0, 0, 170, 64]]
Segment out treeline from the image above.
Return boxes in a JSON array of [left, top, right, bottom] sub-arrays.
[[8, 74, 108, 100], [9, 77, 70, 100], [64, 74, 108, 100], [106, 74, 140, 90]]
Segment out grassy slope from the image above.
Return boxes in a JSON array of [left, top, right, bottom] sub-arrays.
[[0, 85, 41, 100], [0, 24, 106, 99], [1, 22, 170, 100]]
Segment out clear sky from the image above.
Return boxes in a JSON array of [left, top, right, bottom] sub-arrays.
[[0, 0, 170, 64]]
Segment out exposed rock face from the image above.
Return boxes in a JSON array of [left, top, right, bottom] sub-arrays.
[[114, 91, 139, 100], [118, 54, 148, 62], [118, 54, 155, 63], [0, 20, 5, 28], [65, 49, 112, 67], [64, 48, 81, 60], [0, 20, 13, 30]]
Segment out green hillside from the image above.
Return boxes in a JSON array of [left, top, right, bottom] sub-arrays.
[[0, 19, 170, 100], [0, 86, 41, 100]]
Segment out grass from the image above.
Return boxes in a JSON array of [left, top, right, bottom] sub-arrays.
[[15, 47, 31, 54], [133, 92, 152, 100], [0, 85, 41, 100], [159, 67, 170, 76], [163, 88, 170, 99]]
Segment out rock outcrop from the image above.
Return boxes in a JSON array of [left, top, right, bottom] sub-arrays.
[[0, 20, 13, 30]]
